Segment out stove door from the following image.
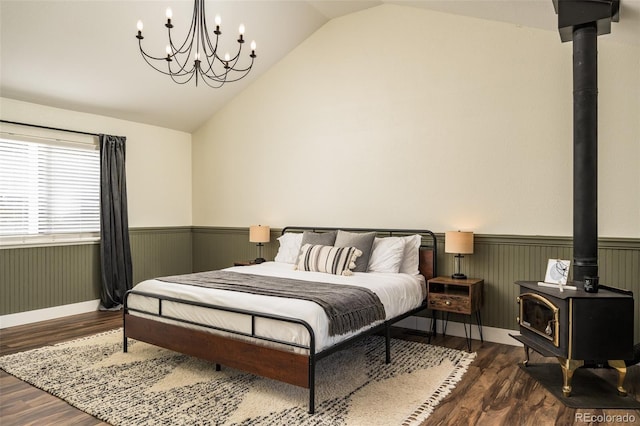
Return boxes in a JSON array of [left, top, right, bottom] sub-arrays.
[[518, 293, 560, 347]]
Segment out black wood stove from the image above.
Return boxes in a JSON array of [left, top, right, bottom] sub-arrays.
[[511, 0, 637, 401], [512, 281, 634, 397]]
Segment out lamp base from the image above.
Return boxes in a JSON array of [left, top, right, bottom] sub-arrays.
[[254, 257, 266, 264], [451, 273, 468, 280]]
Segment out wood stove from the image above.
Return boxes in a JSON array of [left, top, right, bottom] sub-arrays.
[[511, 0, 636, 402], [512, 281, 634, 397]]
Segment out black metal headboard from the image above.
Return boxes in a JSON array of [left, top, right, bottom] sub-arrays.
[[281, 226, 437, 280]]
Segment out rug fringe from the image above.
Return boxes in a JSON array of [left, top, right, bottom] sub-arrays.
[[402, 349, 477, 426]]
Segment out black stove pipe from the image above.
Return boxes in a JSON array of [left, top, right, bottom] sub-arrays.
[[572, 23, 599, 282]]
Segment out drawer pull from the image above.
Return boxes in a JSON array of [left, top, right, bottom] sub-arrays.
[[445, 300, 451, 306]]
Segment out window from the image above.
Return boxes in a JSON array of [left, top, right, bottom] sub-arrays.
[[0, 132, 100, 247]]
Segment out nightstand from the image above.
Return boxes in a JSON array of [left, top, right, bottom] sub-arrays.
[[427, 276, 484, 351]]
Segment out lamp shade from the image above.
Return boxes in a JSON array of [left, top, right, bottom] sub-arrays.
[[445, 231, 474, 254], [249, 225, 270, 243]]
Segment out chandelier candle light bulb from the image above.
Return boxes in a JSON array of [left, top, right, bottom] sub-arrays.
[[214, 14, 221, 34], [165, 8, 173, 28], [136, 20, 143, 39]]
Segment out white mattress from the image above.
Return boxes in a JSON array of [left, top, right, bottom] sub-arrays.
[[127, 261, 426, 353]]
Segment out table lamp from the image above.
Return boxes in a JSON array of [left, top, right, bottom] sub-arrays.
[[445, 231, 474, 279], [249, 225, 270, 264]]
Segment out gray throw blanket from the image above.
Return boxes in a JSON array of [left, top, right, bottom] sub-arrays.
[[157, 270, 386, 336]]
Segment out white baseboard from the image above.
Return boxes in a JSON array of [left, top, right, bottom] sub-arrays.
[[0, 299, 101, 329], [394, 315, 523, 347]]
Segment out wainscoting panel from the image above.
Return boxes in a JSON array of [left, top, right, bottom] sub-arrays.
[[129, 227, 193, 285], [0, 243, 101, 316], [3, 227, 638, 343], [440, 235, 639, 344], [1, 227, 193, 317], [192, 227, 278, 272]]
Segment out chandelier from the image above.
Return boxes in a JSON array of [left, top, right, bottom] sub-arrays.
[[135, 0, 256, 88]]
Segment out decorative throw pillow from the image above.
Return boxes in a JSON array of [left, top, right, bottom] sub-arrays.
[[296, 244, 362, 276], [300, 230, 337, 247], [334, 230, 376, 273], [367, 236, 406, 273], [297, 230, 337, 260], [274, 232, 303, 264], [399, 234, 422, 275]]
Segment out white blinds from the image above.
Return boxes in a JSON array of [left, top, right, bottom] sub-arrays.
[[0, 135, 100, 244]]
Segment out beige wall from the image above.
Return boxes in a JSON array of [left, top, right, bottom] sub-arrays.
[[192, 4, 639, 238], [0, 97, 192, 227]]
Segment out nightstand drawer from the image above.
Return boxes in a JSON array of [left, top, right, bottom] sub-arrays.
[[429, 293, 471, 314]]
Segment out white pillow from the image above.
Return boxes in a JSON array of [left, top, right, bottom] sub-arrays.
[[274, 232, 303, 264], [367, 237, 405, 273], [399, 234, 421, 275]]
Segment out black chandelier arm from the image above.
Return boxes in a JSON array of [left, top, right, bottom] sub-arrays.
[[138, 45, 180, 76], [166, 11, 198, 57], [200, 59, 254, 84], [167, 56, 197, 78], [198, 0, 220, 55], [139, 46, 195, 78], [201, 43, 243, 76], [169, 71, 198, 85], [197, 71, 227, 89], [204, 63, 254, 84], [199, 58, 231, 81], [138, 37, 195, 78], [202, 24, 221, 57], [198, 55, 254, 83], [138, 41, 171, 62], [222, 56, 254, 76]]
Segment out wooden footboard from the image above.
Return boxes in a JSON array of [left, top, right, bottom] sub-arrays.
[[124, 313, 310, 388]]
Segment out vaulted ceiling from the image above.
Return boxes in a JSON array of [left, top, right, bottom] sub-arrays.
[[1, 1, 638, 133]]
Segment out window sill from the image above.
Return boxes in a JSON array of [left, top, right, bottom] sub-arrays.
[[0, 235, 100, 250]]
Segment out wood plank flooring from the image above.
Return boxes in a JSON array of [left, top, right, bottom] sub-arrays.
[[1, 312, 639, 425]]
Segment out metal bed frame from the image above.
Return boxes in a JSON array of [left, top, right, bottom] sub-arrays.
[[123, 226, 437, 414]]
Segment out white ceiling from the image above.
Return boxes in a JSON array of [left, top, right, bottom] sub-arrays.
[[1, 0, 638, 133]]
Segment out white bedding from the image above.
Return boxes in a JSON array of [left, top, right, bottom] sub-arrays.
[[127, 261, 426, 353]]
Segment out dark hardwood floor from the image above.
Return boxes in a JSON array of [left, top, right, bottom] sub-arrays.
[[1, 312, 638, 425]]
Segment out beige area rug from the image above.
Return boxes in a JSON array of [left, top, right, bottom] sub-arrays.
[[0, 329, 476, 425]]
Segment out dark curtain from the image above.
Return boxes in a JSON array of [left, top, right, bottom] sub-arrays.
[[99, 134, 133, 310]]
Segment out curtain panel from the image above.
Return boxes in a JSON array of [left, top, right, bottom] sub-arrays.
[[99, 134, 133, 310]]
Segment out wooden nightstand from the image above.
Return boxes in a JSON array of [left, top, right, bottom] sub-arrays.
[[427, 276, 484, 351]]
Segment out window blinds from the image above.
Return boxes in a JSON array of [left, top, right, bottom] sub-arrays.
[[0, 135, 100, 245]]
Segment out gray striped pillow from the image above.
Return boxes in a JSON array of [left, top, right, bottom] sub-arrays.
[[296, 244, 362, 276]]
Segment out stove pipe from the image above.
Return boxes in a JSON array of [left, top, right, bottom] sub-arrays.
[[553, 0, 619, 282], [572, 24, 598, 282]]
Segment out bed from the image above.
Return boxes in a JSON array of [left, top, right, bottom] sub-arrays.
[[123, 226, 437, 414]]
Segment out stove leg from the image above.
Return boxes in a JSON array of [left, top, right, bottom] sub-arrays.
[[557, 357, 584, 397], [607, 360, 627, 396], [523, 345, 530, 366]]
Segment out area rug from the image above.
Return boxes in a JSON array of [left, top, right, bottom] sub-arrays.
[[0, 329, 476, 425], [518, 363, 640, 409]]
